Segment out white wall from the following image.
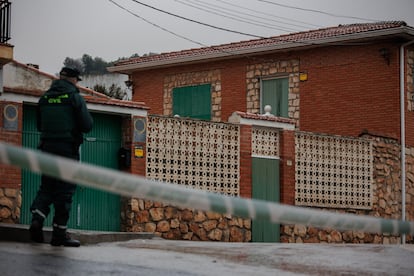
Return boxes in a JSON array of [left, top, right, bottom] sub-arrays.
[[79, 73, 131, 100]]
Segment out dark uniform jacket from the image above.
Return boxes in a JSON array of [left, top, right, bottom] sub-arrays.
[[37, 79, 93, 146]]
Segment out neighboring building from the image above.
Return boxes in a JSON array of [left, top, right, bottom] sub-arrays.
[[0, 60, 148, 231], [79, 73, 132, 100], [0, 0, 13, 93], [107, 21, 414, 243]]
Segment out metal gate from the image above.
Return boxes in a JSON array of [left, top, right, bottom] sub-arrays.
[[20, 105, 121, 231], [252, 157, 280, 242]]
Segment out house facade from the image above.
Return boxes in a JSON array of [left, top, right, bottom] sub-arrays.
[[108, 21, 414, 243], [110, 21, 414, 144]]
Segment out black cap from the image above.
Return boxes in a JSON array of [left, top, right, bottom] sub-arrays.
[[60, 67, 82, 81]]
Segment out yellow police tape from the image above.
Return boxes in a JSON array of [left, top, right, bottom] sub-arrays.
[[0, 142, 413, 235]]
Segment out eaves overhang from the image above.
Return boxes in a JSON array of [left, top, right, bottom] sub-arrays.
[[2, 87, 149, 117], [108, 26, 414, 74]]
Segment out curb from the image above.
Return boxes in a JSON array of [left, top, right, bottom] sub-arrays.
[[0, 223, 159, 245]]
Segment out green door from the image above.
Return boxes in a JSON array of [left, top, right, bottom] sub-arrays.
[[21, 105, 121, 231], [252, 157, 280, 242]]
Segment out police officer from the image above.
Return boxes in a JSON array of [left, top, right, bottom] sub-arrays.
[[29, 67, 93, 247]]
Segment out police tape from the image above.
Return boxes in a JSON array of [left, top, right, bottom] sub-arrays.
[[0, 142, 413, 235]]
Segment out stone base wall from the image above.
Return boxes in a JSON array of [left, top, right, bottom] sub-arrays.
[[121, 198, 251, 242], [280, 134, 414, 244], [280, 224, 404, 244], [0, 188, 21, 223], [121, 134, 414, 244]]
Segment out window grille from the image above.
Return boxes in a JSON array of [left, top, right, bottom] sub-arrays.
[[252, 126, 280, 158], [295, 132, 373, 209], [146, 115, 240, 196]]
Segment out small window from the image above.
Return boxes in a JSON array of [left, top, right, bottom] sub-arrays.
[[172, 84, 211, 120], [261, 78, 289, 117]]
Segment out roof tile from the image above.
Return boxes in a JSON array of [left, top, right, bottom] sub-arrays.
[[115, 21, 408, 67]]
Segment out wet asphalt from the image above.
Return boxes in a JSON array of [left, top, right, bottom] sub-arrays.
[[0, 223, 413, 275]]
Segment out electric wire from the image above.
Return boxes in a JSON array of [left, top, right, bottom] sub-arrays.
[[108, 0, 267, 62], [174, 0, 301, 33], [128, 0, 265, 38], [185, 0, 320, 31], [214, 0, 322, 28], [108, 0, 210, 48], [257, 0, 379, 22], [109, 0, 374, 66]]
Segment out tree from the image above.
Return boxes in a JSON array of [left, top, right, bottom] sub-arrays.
[[82, 54, 94, 74], [93, 57, 108, 74], [92, 84, 106, 94], [63, 57, 83, 73], [92, 83, 126, 100], [63, 52, 158, 75], [108, 83, 126, 99]]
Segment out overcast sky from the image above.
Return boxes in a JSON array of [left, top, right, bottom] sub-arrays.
[[11, 0, 414, 75]]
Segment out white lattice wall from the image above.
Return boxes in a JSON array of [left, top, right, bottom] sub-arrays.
[[295, 132, 373, 209], [252, 126, 280, 158], [146, 116, 240, 196]]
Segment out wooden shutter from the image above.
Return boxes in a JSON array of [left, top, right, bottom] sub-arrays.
[[173, 84, 211, 120]]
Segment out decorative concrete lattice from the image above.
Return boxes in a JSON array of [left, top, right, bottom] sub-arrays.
[[252, 126, 280, 158], [146, 116, 240, 196], [295, 132, 373, 209]]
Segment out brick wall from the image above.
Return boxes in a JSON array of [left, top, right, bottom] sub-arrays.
[[131, 42, 413, 147], [132, 59, 250, 122], [279, 130, 295, 205], [299, 42, 402, 141], [239, 124, 252, 198], [0, 102, 23, 222], [0, 102, 23, 188], [120, 116, 146, 176], [132, 69, 165, 115]]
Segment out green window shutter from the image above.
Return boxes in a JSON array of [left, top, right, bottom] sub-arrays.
[[261, 78, 289, 117], [173, 84, 211, 120]]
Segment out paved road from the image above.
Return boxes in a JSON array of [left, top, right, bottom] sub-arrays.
[[0, 239, 413, 275]]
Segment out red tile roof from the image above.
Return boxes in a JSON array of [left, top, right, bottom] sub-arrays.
[[232, 111, 296, 124], [5, 60, 148, 110], [113, 21, 412, 68]]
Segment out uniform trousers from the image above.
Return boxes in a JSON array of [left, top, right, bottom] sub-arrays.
[[30, 141, 79, 227]]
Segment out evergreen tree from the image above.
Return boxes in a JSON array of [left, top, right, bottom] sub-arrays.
[[63, 57, 83, 73]]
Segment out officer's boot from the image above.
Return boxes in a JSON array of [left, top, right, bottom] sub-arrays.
[[50, 225, 80, 247], [29, 212, 45, 243]]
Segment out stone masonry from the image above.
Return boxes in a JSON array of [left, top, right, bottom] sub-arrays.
[[0, 188, 21, 223], [407, 50, 413, 111], [121, 198, 251, 242], [246, 59, 300, 126]]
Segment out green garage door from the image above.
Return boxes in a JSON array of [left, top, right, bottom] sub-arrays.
[[21, 105, 122, 231]]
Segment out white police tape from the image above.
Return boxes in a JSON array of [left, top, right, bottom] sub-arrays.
[[0, 142, 413, 235]]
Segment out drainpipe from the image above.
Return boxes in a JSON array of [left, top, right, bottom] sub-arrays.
[[400, 40, 414, 244]]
